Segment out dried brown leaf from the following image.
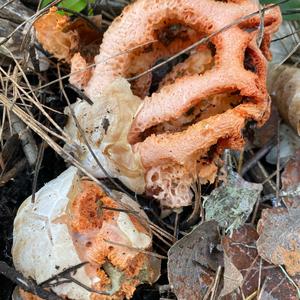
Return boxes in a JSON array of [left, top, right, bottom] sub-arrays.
[[168, 221, 222, 300], [222, 225, 300, 299], [220, 253, 243, 297], [257, 207, 300, 277]]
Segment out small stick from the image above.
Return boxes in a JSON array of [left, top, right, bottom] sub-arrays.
[[0, 261, 62, 300], [0, 0, 16, 10], [238, 147, 244, 175], [31, 141, 46, 203], [181, 181, 201, 229], [65, 84, 93, 105], [275, 119, 281, 206], [10, 113, 38, 167], [103, 239, 167, 259], [40, 262, 110, 296], [241, 138, 275, 176], [173, 211, 180, 239], [209, 265, 222, 300]]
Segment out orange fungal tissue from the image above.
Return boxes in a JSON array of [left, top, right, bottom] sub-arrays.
[[62, 0, 282, 207], [12, 167, 160, 300]]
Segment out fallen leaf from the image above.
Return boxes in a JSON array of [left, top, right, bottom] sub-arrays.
[[220, 253, 243, 297], [168, 221, 222, 300], [222, 225, 300, 299], [204, 171, 262, 232], [257, 207, 300, 277], [281, 149, 300, 208]]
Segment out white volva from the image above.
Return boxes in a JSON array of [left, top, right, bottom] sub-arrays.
[[12, 167, 91, 299]]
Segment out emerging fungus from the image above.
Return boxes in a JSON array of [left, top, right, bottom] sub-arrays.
[[64, 0, 281, 208], [12, 167, 161, 300]]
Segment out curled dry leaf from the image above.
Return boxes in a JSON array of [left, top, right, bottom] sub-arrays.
[[65, 0, 281, 208], [268, 65, 300, 135], [257, 207, 300, 277], [12, 167, 160, 300], [168, 221, 222, 300], [204, 171, 263, 232], [281, 149, 300, 208], [222, 225, 300, 300]]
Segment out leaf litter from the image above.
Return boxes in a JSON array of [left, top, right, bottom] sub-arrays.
[[257, 207, 300, 276], [222, 225, 300, 300], [168, 221, 223, 300]]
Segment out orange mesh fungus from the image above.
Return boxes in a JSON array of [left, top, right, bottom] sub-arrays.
[[79, 0, 281, 207]]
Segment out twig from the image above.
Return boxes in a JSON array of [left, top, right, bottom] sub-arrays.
[[238, 147, 244, 175], [103, 239, 167, 259], [31, 141, 46, 203], [173, 211, 180, 239], [275, 119, 281, 206], [272, 28, 300, 42], [255, 0, 265, 47], [10, 113, 38, 167], [279, 265, 300, 298], [257, 257, 262, 297], [0, 261, 62, 300], [241, 138, 275, 176], [0, 0, 16, 10], [181, 181, 201, 229], [251, 198, 260, 224], [209, 265, 222, 300], [65, 84, 93, 105], [40, 262, 110, 296]]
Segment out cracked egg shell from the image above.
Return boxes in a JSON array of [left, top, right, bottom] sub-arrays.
[[12, 167, 161, 300]]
